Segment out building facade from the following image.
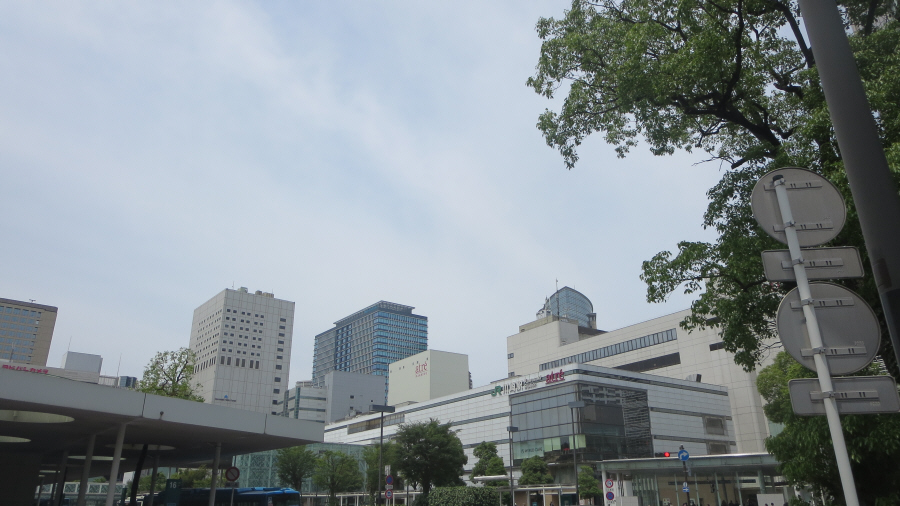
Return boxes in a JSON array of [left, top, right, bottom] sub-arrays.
[[189, 287, 295, 414], [387, 349, 470, 406], [0, 298, 58, 366], [507, 308, 777, 453], [283, 381, 328, 424], [311, 301, 427, 398], [325, 363, 735, 481]]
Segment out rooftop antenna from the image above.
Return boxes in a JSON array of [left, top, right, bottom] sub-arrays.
[[67, 336, 72, 352], [116, 354, 122, 377]]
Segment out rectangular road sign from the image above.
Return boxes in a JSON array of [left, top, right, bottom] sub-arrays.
[[385, 485, 393, 490], [789, 376, 900, 415], [762, 246, 864, 282]]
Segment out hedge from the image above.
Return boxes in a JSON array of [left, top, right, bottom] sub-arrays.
[[427, 486, 502, 506]]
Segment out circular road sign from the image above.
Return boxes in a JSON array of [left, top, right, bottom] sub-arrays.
[[677, 449, 689, 461], [777, 282, 880, 375], [605, 479, 614, 489], [386, 475, 393, 485], [224, 467, 240, 482], [385, 490, 393, 499], [606, 492, 615, 501], [750, 167, 846, 247]]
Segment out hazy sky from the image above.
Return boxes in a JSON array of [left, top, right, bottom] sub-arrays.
[[1, 2, 723, 387]]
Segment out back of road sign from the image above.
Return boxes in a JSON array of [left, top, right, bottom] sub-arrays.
[[789, 376, 900, 415], [776, 282, 880, 375], [750, 167, 846, 247], [761, 247, 864, 282]]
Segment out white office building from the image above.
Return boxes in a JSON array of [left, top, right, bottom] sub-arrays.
[[507, 307, 777, 453], [388, 349, 470, 406], [189, 287, 295, 414]]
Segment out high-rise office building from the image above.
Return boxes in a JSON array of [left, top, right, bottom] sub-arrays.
[[311, 301, 427, 397], [189, 287, 294, 414], [0, 298, 58, 366]]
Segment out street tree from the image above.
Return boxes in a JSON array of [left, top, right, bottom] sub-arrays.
[[470, 442, 508, 487], [517, 456, 553, 486], [362, 442, 404, 500], [756, 352, 900, 504], [528, 0, 900, 375], [275, 446, 319, 492], [137, 348, 205, 401], [578, 466, 601, 503], [394, 419, 467, 500], [171, 467, 211, 488], [313, 450, 363, 506]]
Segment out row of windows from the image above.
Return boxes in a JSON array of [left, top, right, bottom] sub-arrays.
[[0, 330, 36, 340], [226, 308, 266, 318], [0, 344, 32, 354], [0, 306, 41, 318], [373, 331, 427, 344], [375, 312, 427, 326], [539, 329, 677, 371], [347, 413, 405, 434], [0, 352, 31, 361], [218, 356, 260, 369], [0, 336, 32, 347], [0, 313, 39, 325], [0, 322, 38, 333]]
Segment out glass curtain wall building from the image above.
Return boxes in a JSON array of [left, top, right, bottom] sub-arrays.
[[537, 287, 596, 329], [311, 301, 427, 398]]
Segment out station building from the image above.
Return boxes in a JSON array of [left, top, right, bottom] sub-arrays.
[[325, 363, 735, 480]]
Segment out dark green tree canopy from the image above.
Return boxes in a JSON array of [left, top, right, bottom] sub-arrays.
[[138, 348, 205, 401], [313, 450, 363, 505], [578, 466, 601, 499], [394, 419, 467, 498], [470, 441, 508, 487], [757, 352, 900, 504], [529, 0, 900, 373], [362, 442, 404, 498], [275, 446, 318, 492], [518, 456, 554, 486]]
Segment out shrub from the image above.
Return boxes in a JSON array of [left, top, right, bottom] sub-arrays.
[[429, 487, 501, 506]]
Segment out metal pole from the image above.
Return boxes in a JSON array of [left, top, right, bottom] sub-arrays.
[[54, 450, 69, 506], [571, 408, 578, 505], [149, 453, 160, 506], [77, 434, 96, 506], [674, 474, 679, 506], [797, 0, 900, 371], [209, 442, 221, 506], [772, 175, 860, 506], [735, 473, 742, 506], [378, 411, 385, 506], [508, 424, 518, 506]]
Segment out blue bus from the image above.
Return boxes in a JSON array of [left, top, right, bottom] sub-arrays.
[[144, 487, 300, 506]]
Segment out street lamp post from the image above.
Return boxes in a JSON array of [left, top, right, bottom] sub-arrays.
[[567, 401, 585, 506], [507, 425, 519, 506], [370, 404, 396, 506]]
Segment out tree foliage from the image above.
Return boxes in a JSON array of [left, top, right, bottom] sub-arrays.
[[578, 466, 601, 500], [313, 450, 363, 506], [394, 419, 467, 499], [362, 442, 404, 499], [275, 446, 319, 492], [757, 352, 900, 504], [171, 467, 210, 488], [470, 442, 508, 487], [518, 456, 554, 486], [529, 0, 900, 374], [430, 487, 502, 506], [138, 348, 205, 401]]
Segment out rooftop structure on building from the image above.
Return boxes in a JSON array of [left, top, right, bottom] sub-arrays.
[[536, 286, 600, 330], [311, 300, 427, 399], [387, 349, 470, 406], [189, 287, 295, 414], [0, 297, 58, 366], [61, 351, 102, 373]]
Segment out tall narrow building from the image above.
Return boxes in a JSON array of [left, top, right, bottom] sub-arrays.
[[0, 298, 58, 366], [189, 287, 294, 414], [311, 301, 427, 397]]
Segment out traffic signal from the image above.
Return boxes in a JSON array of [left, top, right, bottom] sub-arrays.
[[664, 451, 671, 457], [653, 451, 672, 458]]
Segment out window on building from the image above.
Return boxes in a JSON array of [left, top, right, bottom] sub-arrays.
[[278, 340, 284, 345], [508, 353, 514, 359], [274, 389, 280, 394], [227, 357, 231, 365], [280, 318, 286, 322], [275, 377, 281, 382], [704, 417, 726, 435]]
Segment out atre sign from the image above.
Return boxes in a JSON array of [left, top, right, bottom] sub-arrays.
[[491, 370, 566, 397]]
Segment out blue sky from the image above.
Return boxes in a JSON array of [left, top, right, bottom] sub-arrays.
[[1, 1, 723, 387]]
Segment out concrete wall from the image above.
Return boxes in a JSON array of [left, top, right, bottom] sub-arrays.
[[388, 349, 469, 405], [324, 370, 386, 422]]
